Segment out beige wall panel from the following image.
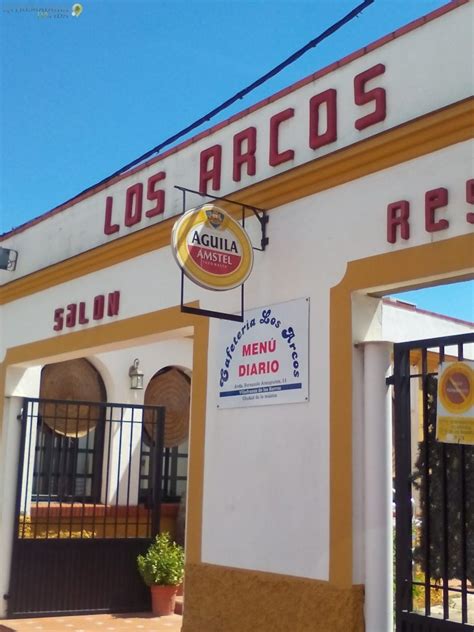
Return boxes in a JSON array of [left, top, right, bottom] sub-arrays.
[[183, 563, 364, 632]]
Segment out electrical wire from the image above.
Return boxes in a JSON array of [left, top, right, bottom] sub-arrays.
[[63, 0, 375, 205]]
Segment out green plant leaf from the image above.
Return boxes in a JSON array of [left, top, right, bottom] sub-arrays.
[[137, 532, 184, 586]]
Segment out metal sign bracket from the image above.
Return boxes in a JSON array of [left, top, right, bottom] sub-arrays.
[[174, 185, 269, 322], [174, 185, 269, 251]]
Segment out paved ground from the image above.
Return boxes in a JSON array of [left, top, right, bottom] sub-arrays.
[[0, 613, 182, 632]]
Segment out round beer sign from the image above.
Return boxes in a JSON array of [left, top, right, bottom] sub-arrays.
[[171, 204, 254, 291]]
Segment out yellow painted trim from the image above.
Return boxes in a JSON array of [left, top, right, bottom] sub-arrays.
[[0, 304, 208, 565], [1, 98, 472, 306], [186, 314, 209, 563], [329, 233, 474, 588]]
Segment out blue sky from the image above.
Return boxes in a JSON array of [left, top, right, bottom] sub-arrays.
[[0, 0, 472, 322]]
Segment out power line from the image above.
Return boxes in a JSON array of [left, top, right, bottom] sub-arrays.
[[63, 0, 375, 205]]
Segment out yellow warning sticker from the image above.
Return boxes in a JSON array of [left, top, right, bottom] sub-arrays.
[[437, 361, 473, 445]]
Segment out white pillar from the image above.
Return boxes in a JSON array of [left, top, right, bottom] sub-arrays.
[[19, 403, 37, 518], [362, 341, 393, 632], [101, 406, 142, 506], [0, 397, 23, 617]]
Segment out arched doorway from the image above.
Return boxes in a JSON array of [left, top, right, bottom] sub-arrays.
[[9, 357, 169, 616], [35, 358, 106, 502], [142, 366, 190, 544]]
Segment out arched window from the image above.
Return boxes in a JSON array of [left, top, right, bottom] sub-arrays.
[[33, 358, 106, 502], [140, 367, 190, 504]]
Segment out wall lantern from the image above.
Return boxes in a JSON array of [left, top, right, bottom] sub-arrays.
[[129, 358, 144, 390]]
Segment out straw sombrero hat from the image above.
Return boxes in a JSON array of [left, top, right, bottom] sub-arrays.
[[144, 367, 190, 448], [39, 358, 105, 437]]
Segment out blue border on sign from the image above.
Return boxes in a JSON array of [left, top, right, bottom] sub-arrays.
[[220, 382, 303, 398]]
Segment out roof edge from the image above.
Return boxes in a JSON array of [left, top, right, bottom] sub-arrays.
[[383, 296, 474, 328], [1, 0, 469, 242]]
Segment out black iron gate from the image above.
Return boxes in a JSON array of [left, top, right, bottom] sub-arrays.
[[7, 398, 165, 617], [393, 332, 474, 631]]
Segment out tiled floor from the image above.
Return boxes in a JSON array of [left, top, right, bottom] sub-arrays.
[[0, 613, 182, 632]]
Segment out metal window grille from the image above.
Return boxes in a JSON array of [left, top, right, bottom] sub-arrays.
[[16, 398, 165, 540], [139, 434, 188, 505]]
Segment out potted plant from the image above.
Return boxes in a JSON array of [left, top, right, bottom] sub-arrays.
[[137, 531, 185, 616]]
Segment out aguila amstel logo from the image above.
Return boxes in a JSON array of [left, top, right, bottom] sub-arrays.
[[205, 207, 225, 229], [171, 204, 254, 291]]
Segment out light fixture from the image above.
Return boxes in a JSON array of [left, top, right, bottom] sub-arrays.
[[0, 247, 18, 271], [129, 358, 144, 390]]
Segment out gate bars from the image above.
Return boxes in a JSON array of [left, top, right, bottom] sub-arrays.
[[393, 332, 474, 631], [14, 398, 165, 541], [7, 398, 168, 616]]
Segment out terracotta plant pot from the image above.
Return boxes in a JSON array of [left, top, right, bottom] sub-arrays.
[[150, 584, 178, 616]]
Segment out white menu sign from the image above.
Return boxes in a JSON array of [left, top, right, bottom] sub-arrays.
[[216, 298, 309, 409]]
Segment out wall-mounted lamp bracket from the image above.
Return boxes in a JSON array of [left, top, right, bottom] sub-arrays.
[[129, 358, 144, 390], [0, 247, 18, 271]]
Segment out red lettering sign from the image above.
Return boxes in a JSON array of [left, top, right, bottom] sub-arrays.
[[387, 201, 410, 244], [93, 295, 105, 320], [354, 64, 386, 131], [233, 127, 257, 182], [53, 292, 120, 332], [125, 183, 143, 227], [309, 89, 337, 150], [103, 173, 166, 236], [107, 291, 120, 317], [386, 180, 472, 243], [104, 197, 119, 235], [53, 308, 64, 332], [65, 304, 77, 328], [466, 179, 474, 224], [199, 145, 222, 194], [146, 171, 166, 218], [78, 302, 89, 325], [425, 187, 449, 232], [269, 108, 295, 166], [238, 360, 280, 376], [102, 65, 390, 238], [242, 340, 277, 356]]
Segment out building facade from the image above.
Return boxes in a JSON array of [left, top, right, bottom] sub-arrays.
[[0, 2, 473, 630]]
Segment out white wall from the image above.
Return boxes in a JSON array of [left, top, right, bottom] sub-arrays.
[[0, 141, 472, 586], [0, 3, 472, 608], [0, 2, 472, 281], [2, 140, 472, 356]]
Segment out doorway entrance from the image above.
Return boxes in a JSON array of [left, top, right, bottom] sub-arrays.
[[393, 332, 473, 631], [7, 398, 165, 617]]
